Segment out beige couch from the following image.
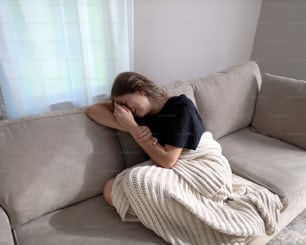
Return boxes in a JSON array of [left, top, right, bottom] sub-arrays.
[[1, 61, 305, 245]]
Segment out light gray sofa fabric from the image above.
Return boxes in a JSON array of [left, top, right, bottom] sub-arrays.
[[164, 80, 197, 107], [14, 196, 167, 245], [191, 61, 261, 139], [117, 131, 149, 168], [219, 127, 306, 204], [0, 206, 14, 245], [0, 109, 125, 227], [252, 73, 306, 150]]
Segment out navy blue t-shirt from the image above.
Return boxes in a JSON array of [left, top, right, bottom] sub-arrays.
[[135, 94, 205, 150]]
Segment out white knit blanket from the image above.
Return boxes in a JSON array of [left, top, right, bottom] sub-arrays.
[[112, 132, 283, 245]]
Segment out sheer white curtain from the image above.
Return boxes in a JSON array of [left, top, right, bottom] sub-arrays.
[[0, 0, 133, 118]]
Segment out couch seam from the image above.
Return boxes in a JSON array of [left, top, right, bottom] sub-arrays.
[[0, 110, 85, 128], [12, 193, 103, 229]]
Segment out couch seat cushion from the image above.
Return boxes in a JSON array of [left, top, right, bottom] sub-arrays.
[[14, 196, 167, 245], [218, 128, 306, 204]]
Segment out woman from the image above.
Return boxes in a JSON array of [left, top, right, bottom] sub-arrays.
[[86, 72, 283, 245], [86, 71, 204, 207]]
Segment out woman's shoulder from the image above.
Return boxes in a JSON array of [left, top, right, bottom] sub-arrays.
[[168, 94, 191, 103], [167, 94, 194, 108]]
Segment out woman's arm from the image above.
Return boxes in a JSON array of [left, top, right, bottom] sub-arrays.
[[132, 138, 183, 169], [86, 102, 155, 144], [86, 102, 127, 131], [114, 102, 183, 168]]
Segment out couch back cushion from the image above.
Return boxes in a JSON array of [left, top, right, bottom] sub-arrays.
[[191, 61, 261, 139], [117, 131, 149, 168], [0, 109, 124, 227], [252, 73, 306, 149], [118, 81, 197, 168], [164, 80, 197, 107]]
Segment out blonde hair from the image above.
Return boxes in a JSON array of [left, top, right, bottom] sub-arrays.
[[111, 72, 168, 101]]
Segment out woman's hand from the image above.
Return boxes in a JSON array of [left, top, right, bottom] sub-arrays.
[[86, 102, 127, 131], [134, 126, 158, 145], [113, 102, 138, 132], [114, 102, 157, 145]]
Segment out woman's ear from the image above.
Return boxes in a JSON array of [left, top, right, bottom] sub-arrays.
[[138, 89, 147, 96]]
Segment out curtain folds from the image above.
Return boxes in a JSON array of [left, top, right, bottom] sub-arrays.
[[0, 86, 6, 119], [0, 0, 132, 118]]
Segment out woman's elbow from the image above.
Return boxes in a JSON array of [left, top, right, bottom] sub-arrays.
[[85, 106, 91, 116], [157, 159, 177, 169], [86, 105, 100, 118], [156, 149, 182, 169]]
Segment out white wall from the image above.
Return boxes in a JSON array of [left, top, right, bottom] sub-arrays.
[[251, 0, 306, 80], [133, 0, 262, 83]]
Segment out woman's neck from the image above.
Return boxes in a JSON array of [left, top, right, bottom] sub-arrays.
[[149, 97, 169, 115]]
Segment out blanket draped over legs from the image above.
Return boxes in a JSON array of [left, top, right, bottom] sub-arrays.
[[111, 132, 283, 245]]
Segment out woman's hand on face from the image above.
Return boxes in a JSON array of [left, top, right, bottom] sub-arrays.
[[114, 103, 157, 146], [113, 102, 138, 132]]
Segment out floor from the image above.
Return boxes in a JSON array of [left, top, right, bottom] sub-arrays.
[[266, 209, 306, 245]]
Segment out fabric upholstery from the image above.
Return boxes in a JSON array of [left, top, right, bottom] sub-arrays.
[[247, 185, 306, 245], [15, 196, 167, 245], [219, 128, 306, 203], [117, 131, 149, 168], [164, 80, 197, 107], [191, 61, 261, 139], [14, 176, 298, 245], [232, 174, 306, 244], [0, 206, 14, 245], [118, 81, 197, 168], [0, 109, 124, 227], [252, 73, 306, 150], [219, 127, 306, 245]]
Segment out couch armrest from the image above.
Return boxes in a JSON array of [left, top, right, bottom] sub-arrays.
[[0, 206, 14, 245]]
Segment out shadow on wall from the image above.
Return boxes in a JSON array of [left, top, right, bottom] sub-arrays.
[[251, 0, 306, 80]]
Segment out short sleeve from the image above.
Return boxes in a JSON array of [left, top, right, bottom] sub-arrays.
[[162, 99, 204, 150]]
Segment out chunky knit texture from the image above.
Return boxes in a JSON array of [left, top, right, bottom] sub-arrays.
[[112, 132, 283, 245]]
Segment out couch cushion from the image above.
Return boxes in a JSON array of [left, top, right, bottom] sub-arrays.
[[15, 177, 301, 245], [119, 81, 197, 168], [191, 61, 261, 139], [219, 128, 306, 205], [164, 80, 197, 107], [14, 196, 167, 245], [117, 131, 149, 168], [252, 73, 306, 150], [0, 206, 14, 245], [0, 109, 124, 227]]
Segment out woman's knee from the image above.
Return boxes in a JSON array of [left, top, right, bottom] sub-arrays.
[[103, 178, 115, 207]]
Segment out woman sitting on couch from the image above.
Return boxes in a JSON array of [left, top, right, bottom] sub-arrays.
[[86, 71, 205, 206]]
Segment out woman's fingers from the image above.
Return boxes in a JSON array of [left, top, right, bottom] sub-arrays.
[[151, 137, 158, 146], [136, 126, 152, 142], [114, 102, 129, 113], [113, 102, 137, 131], [114, 102, 130, 118]]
